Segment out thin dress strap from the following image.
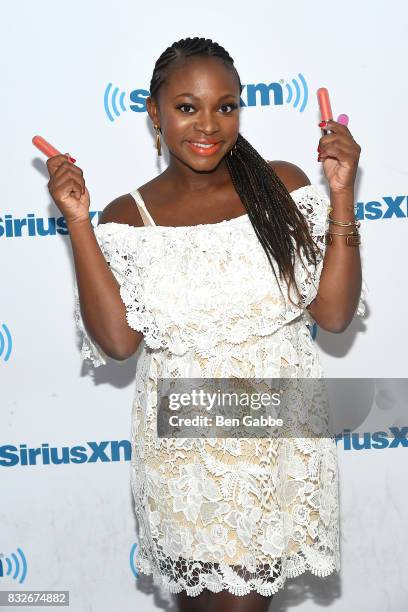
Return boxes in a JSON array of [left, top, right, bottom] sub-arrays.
[[129, 189, 156, 227]]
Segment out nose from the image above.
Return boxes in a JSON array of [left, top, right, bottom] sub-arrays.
[[193, 109, 220, 135]]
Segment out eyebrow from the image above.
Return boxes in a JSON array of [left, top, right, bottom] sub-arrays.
[[173, 92, 237, 100]]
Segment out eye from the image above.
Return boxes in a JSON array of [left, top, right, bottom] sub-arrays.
[[176, 104, 195, 113], [219, 103, 238, 113]]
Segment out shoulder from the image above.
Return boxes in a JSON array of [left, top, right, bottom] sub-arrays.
[[267, 160, 310, 194], [98, 193, 144, 227]]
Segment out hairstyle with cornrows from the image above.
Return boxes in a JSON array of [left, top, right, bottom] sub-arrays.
[[149, 37, 322, 307]]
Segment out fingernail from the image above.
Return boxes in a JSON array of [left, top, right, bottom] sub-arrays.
[[317, 156, 322, 162], [68, 156, 76, 163]]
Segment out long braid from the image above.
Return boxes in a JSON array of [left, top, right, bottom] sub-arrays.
[[149, 37, 322, 307]]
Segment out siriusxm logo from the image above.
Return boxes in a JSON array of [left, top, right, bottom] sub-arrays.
[[0, 211, 102, 238], [0, 440, 131, 467], [355, 196, 408, 220], [309, 323, 317, 341], [0, 323, 12, 362], [0, 549, 27, 583], [0, 545, 139, 584], [129, 544, 139, 578], [104, 73, 308, 122], [335, 426, 408, 450]]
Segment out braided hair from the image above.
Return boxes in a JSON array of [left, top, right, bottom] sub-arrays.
[[149, 37, 321, 307]]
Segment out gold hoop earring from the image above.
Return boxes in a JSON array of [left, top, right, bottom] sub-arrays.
[[154, 124, 162, 156]]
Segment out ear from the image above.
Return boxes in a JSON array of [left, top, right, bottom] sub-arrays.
[[146, 96, 161, 127]]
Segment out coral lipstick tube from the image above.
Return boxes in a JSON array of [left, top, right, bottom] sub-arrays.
[[317, 88, 333, 135]]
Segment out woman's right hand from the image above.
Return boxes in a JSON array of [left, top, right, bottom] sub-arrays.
[[46, 154, 91, 225]]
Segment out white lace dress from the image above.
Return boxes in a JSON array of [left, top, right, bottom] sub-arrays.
[[74, 184, 367, 598]]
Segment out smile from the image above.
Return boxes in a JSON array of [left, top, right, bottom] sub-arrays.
[[186, 141, 222, 156]]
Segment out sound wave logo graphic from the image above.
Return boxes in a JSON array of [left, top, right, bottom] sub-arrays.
[[104, 83, 128, 122], [283, 73, 308, 112], [129, 543, 139, 578], [0, 323, 12, 362], [0, 548, 27, 583], [104, 73, 308, 122]]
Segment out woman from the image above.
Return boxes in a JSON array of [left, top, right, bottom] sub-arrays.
[[47, 37, 366, 612]]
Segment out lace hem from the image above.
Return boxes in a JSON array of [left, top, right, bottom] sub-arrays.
[[134, 548, 339, 598]]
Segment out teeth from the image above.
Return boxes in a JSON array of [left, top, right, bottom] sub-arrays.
[[192, 142, 215, 148]]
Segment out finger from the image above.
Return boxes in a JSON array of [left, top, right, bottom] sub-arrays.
[[52, 177, 84, 199], [51, 161, 84, 180], [46, 154, 75, 176], [50, 163, 85, 195], [319, 132, 358, 151], [319, 144, 359, 161], [319, 119, 351, 136], [63, 152, 76, 163]]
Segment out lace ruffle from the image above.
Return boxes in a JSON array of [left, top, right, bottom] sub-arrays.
[[74, 185, 367, 364]]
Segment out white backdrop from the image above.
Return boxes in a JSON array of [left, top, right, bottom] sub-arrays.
[[1, 1, 407, 610]]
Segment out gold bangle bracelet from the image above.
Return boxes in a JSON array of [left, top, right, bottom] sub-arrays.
[[325, 232, 361, 246], [328, 215, 361, 227]]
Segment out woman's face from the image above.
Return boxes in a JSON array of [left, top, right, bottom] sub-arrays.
[[147, 56, 241, 172]]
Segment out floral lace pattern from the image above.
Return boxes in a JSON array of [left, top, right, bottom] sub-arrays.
[[73, 185, 367, 597]]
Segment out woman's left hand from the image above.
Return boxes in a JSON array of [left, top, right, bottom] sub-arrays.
[[318, 120, 361, 194]]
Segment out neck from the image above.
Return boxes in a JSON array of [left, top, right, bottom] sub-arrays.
[[162, 155, 231, 193]]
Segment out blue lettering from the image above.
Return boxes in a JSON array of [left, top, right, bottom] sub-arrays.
[[88, 441, 110, 463], [351, 432, 372, 450], [389, 426, 408, 448], [383, 196, 406, 219], [27, 214, 36, 236], [335, 429, 352, 450], [371, 431, 389, 449], [20, 444, 29, 465], [365, 201, 383, 220], [28, 446, 43, 465], [129, 89, 150, 113], [36, 217, 57, 236], [246, 83, 283, 107], [70, 446, 88, 464], [239, 85, 247, 107], [50, 446, 70, 464], [0, 445, 19, 467], [0, 440, 133, 466], [110, 440, 132, 462], [354, 202, 365, 220], [56, 215, 68, 235]]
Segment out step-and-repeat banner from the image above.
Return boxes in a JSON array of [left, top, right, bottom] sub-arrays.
[[1, 1, 407, 610]]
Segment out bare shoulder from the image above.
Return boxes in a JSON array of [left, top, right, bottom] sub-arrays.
[[98, 192, 145, 227], [268, 160, 310, 194]]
